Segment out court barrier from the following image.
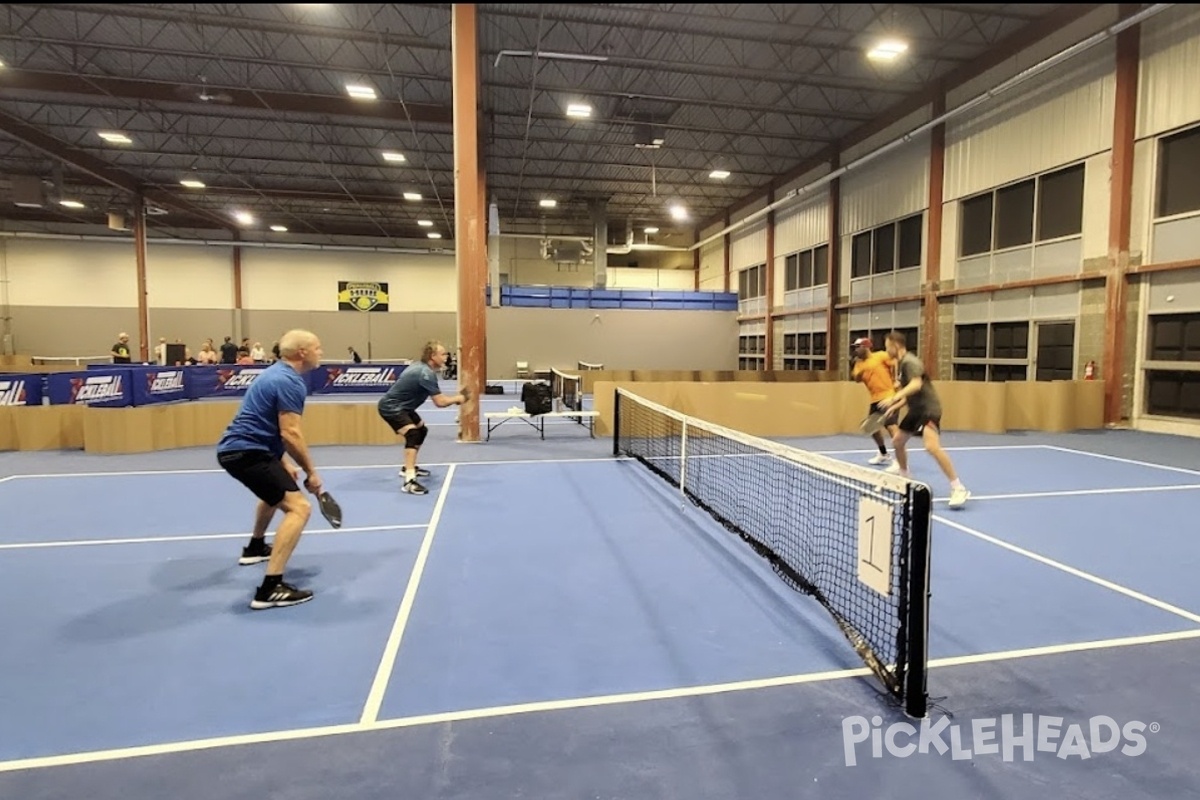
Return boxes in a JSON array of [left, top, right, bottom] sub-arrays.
[[591, 379, 1106, 438], [0, 362, 416, 410], [0, 370, 1104, 454]]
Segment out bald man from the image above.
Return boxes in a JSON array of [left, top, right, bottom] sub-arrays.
[[217, 329, 326, 610]]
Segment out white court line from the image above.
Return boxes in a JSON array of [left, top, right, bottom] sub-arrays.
[[0, 456, 624, 481], [0, 524, 426, 551], [359, 463, 457, 725], [931, 483, 1200, 504], [0, 475, 15, 484], [3, 626, 1199, 774], [934, 514, 1200, 625], [811, 445, 1049, 455], [1043, 445, 1200, 478]]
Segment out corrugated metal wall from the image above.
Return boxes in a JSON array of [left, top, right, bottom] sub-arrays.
[[839, 139, 930, 236], [773, 195, 829, 256], [730, 220, 768, 271], [944, 40, 1116, 202], [1137, 4, 1200, 140]]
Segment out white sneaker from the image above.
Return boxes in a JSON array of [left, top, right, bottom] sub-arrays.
[[884, 461, 902, 474], [868, 453, 892, 465], [948, 486, 970, 509]]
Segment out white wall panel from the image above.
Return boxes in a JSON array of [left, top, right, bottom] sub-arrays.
[[698, 239, 725, 291], [145, 245, 233, 309], [1080, 152, 1112, 262], [1137, 4, 1200, 139], [1148, 267, 1200, 313], [607, 268, 695, 289], [944, 41, 1116, 202], [1152, 216, 1200, 264], [773, 196, 829, 256], [841, 107, 934, 166], [1130, 138, 1154, 259], [6, 240, 138, 308], [241, 249, 456, 312], [730, 220, 768, 270], [840, 138, 930, 235]]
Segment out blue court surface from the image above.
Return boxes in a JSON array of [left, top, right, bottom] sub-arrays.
[[1, 396, 1199, 799]]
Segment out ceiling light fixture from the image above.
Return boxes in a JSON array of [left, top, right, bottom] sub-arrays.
[[180, 179, 206, 189], [539, 199, 557, 208], [867, 39, 909, 62], [669, 205, 688, 221], [417, 220, 434, 227], [403, 192, 422, 201], [233, 210, 254, 225], [345, 84, 377, 100], [98, 131, 133, 145], [427, 232, 442, 239], [709, 169, 731, 180], [644, 226, 659, 234], [381, 151, 406, 163], [59, 199, 85, 209], [566, 103, 592, 119], [270, 225, 288, 232]]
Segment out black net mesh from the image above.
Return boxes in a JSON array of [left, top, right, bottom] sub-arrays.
[[614, 388, 931, 713]]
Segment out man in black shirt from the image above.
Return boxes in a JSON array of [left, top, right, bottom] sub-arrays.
[[111, 333, 132, 364], [878, 330, 970, 509], [220, 336, 239, 364]]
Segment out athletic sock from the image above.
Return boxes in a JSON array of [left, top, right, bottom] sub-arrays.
[[247, 536, 266, 551], [950, 479, 964, 490], [878, 444, 888, 455], [405, 468, 416, 482], [261, 574, 283, 591]]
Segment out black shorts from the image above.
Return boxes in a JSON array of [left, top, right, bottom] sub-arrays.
[[380, 408, 422, 433], [217, 449, 298, 507], [898, 409, 941, 436]]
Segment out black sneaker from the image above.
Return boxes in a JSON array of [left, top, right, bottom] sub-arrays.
[[239, 540, 272, 566], [402, 479, 428, 495], [250, 581, 313, 610]]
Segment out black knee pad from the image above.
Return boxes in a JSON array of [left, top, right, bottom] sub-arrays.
[[404, 425, 428, 449]]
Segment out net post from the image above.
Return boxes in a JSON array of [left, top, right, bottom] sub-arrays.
[[679, 420, 688, 497], [903, 484, 933, 718], [611, 388, 622, 457]]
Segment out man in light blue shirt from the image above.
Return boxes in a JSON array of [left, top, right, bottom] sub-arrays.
[[217, 329, 325, 609], [378, 340, 470, 495]]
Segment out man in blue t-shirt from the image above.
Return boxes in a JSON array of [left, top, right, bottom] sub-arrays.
[[378, 340, 471, 495], [216, 329, 326, 610]]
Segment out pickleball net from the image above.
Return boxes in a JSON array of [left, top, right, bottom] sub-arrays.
[[612, 387, 933, 716], [550, 367, 584, 412]]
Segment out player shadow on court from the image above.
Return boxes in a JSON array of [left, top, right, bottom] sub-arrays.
[[59, 549, 401, 641]]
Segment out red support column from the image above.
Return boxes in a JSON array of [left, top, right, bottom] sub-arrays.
[[452, 4, 485, 442], [133, 194, 149, 362], [1104, 5, 1140, 425], [922, 95, 946, 377]]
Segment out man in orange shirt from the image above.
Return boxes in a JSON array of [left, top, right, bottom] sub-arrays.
[[850, 337, 898, 465]]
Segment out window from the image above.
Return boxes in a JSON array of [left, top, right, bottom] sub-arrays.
[[960, 164, 1085, 256], [782, 245, 828, 293], [1035, 321, 1076, 381], [990, 322, 1029, 359], [850, 215, 923, 277], [955, 324, 988, 359], [960, 194, 993, 257], [1146, 371, 1200, 418], [1149, 313, 1200, 362], [848, 327, 918, 358], [783, 332, 827, 371], [1038, 164, 1086, 240], [1144, 312, 1200, 419], [953, 320, 1051, 383], [738, 264, 765, 301], [1157, 125, 1200, 218], [813, 244, 830, 286], [897, 215, 923, 268], [994, 179, 1035, 249], [739, 333, 766, 371], [851, 232, 872, 278]]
